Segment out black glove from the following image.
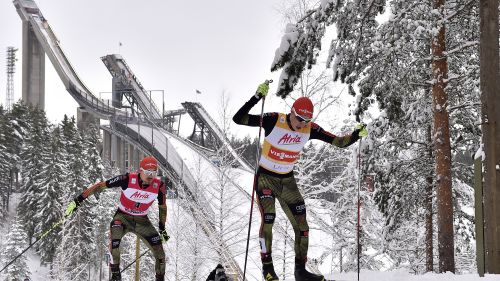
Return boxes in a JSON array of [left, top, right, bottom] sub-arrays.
[[159, 229, 170, 242]]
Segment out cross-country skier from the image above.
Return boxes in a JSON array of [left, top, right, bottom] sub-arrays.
[[65, 156, 170, 281], [233, 82, 368, 281]]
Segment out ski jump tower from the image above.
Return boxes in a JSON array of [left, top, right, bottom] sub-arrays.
[[18, 1, 45, 109]]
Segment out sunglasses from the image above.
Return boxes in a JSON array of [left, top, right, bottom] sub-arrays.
[[295, 115, 311, 123], [292, 108, 311, 123], [141, 168, 157, 177]]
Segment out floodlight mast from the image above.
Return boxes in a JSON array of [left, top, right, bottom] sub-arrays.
[[6, 47, 18, 112]]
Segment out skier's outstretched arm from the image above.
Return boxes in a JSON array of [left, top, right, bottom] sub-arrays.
[[310, 123, 368, 148], [232, 82, 277, 130], [233, 81, 274, 124], [65, 174, 129, 216], [232, 94, 266, 127]]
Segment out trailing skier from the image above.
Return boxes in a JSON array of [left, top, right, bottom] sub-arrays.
[[233, 82, 368, 281], [65, 156, 170, 281]]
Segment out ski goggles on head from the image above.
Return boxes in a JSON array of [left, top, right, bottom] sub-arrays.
[[292, 108, 312, 123], [140, 168, 157, 177]]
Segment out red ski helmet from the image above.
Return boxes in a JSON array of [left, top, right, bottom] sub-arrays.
[[291, 97, 314, 122], [140, 156, 158, 170]]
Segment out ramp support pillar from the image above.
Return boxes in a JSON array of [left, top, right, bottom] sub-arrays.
[[77, 107, 100, 131], [21, 21, 45, 108], [103, 130, 112, 164]]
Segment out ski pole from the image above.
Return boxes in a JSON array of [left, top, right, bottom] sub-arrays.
[[119, 233, 169, 274], [242, 79, 272, 281], [356, 138, 362, 281], [120, 249, 150, 274], [0, 214, 69, 274]]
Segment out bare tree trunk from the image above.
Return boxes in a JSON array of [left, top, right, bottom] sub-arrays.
[[425, 125, 434, 272], [432, 0, 455, 273], [479, 0, 500, 273]]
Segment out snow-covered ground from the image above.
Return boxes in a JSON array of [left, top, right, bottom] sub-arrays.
[[162, 128, 500, 281], [8, 265, 500, 281], [323, 270, 498, 281], [26, 251, 50, 281], [3, 126, 498, 280]]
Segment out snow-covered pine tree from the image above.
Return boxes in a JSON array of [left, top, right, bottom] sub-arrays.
[[18, 106, 52, 242], [0, 106, 11, 220], [33, 126, 68, 267], [79, 121, 109, 276], [349, 0, 477, 272], [82, 158, 121, 279], [8, 102, 31, 151], [442, 0, 480, 271], [80, 121, 104, 193], [53, 115, 94, 280], [270, 0, 479, 272], [329, 1, 440, 272], [6, 101, 31, 194], [1, 217, 31, 281]]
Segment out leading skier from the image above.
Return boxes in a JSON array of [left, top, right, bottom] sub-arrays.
[[65, 156, 170, 281], [233, 82, 367, 281]]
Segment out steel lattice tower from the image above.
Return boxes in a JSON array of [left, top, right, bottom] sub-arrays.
[[6, 47, 18, 111]]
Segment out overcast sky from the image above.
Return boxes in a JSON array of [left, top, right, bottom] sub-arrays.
[[0, 0, 297, 133], [0, 0, 364, 140]]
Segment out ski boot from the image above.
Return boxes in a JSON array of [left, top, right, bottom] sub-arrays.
[[262, 263, 279, 281], [294, 263, 324, 281], [155, 274, 165, 281], [109, 264, 121, 281]]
